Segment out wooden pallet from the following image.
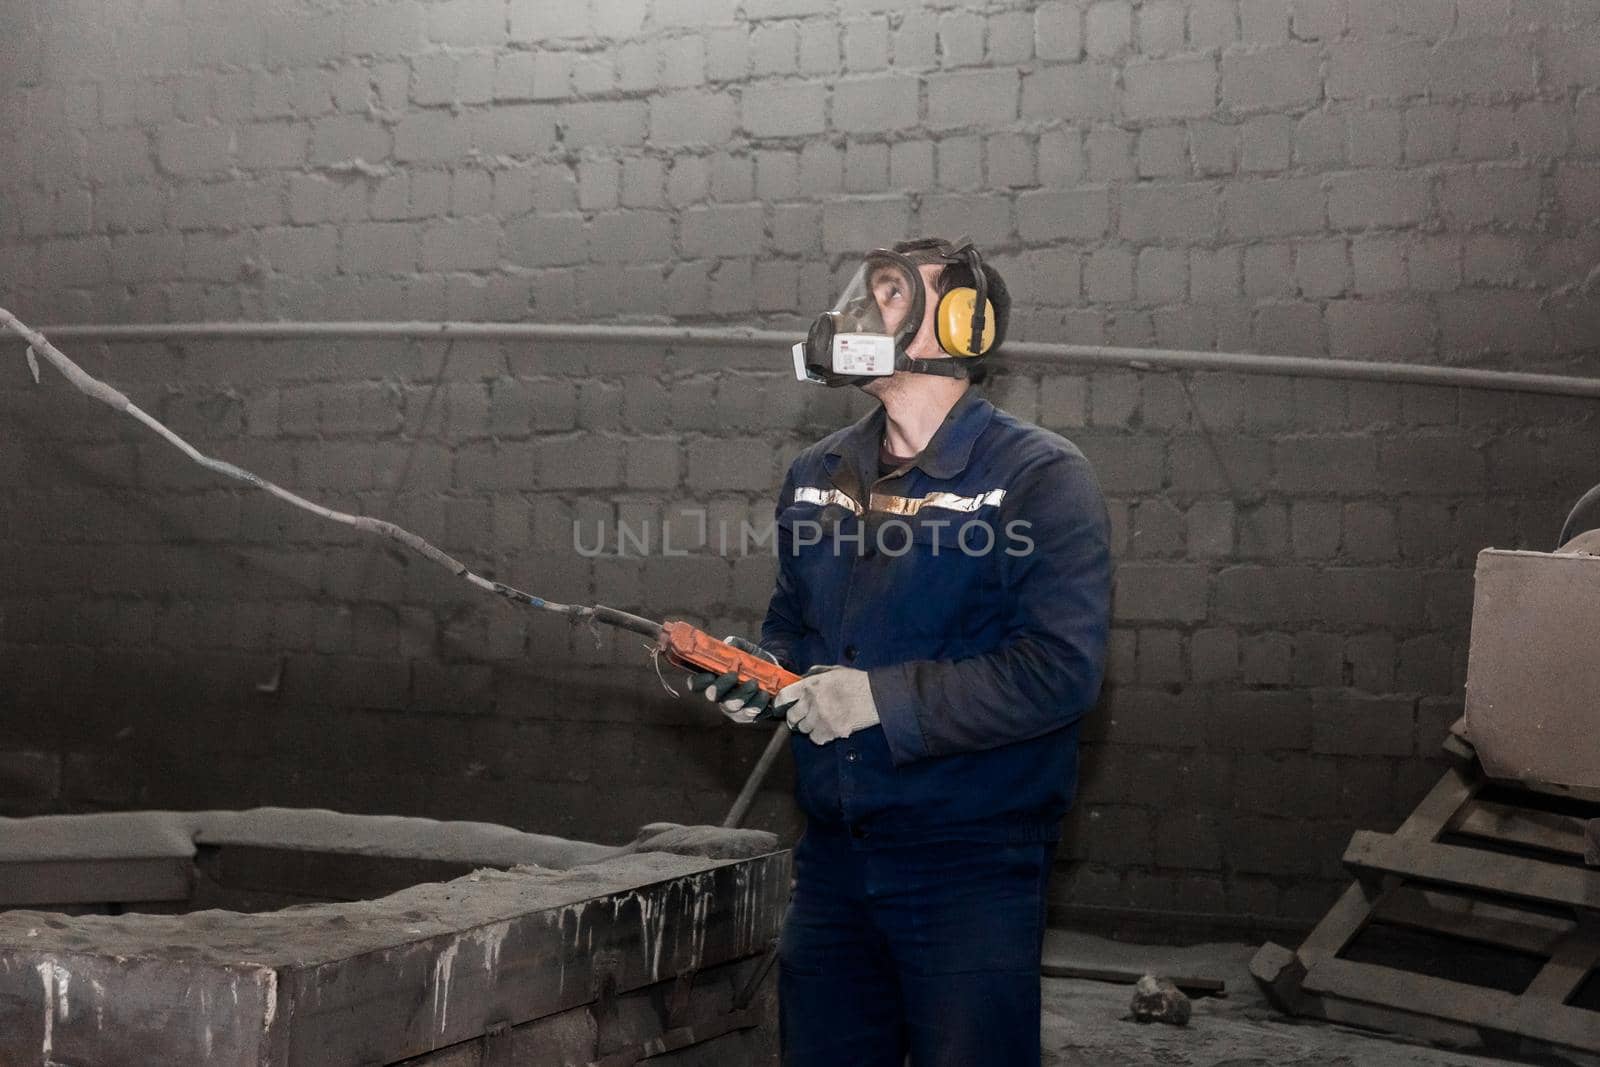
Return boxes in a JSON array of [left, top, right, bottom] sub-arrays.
[[1252, 749, 1600, 1063]]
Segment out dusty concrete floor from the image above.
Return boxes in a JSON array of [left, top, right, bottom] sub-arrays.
[[1040, 931, 1518, 1066]]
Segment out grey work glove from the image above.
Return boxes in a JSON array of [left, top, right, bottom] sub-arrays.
[[687, 636, 782, 725], [777, 665, 880, 746]]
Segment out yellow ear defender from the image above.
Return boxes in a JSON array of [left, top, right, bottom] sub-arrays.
[[892, 237, 1005, 365], [935, 287, 998, 357]]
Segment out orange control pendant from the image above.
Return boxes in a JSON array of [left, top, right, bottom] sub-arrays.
[[656, 621, 801, 697]]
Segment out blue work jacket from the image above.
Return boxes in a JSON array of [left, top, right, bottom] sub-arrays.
[[761, 386, 1113, 845]]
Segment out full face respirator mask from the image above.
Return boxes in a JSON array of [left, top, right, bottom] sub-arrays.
[[791, 238, 1009, 388]]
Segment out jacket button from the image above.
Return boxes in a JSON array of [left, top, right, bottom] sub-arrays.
[[843, 645, 858, 661], [850, 825, 869, 840], [845, 750, 859, 763]]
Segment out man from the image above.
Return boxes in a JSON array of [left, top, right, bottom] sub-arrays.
[[691, 237, 1112, 1065]]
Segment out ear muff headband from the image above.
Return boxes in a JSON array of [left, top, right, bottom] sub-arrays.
[[965, 245, 988, 356]]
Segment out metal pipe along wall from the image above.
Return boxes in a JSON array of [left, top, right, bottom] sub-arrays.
[[31, 321, 1600, 400]]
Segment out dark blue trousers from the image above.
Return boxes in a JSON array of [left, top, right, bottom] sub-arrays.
[[778, 828, 1056, 1067]]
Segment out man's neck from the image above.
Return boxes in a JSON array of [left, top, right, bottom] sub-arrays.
[[879, 377, 969, 457]]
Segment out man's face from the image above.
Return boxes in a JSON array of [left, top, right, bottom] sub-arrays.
[[872, 262, 947, 361]]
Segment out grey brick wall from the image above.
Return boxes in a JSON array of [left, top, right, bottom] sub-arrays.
[[2, 0, 1599, 927]]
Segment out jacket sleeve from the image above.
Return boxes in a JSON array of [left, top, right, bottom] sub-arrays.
[[759, 464, 806, 674], [867, 448, 1112, 766]]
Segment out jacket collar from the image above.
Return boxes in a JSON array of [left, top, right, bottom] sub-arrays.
[[824, 387, 995, 503]]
